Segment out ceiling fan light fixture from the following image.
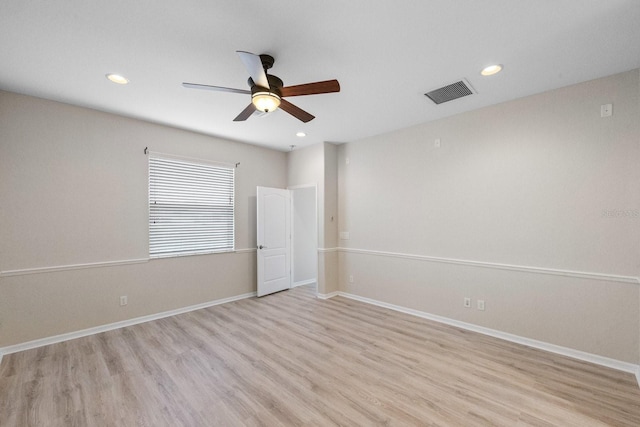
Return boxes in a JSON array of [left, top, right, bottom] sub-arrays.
[[185, 51, 339, 122], [252, 91, 281, 113]]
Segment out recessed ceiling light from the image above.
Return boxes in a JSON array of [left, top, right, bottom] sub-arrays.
[[480, 64, 502, 76], [296, 132, 306, 137], [106, 73, 129, 84]]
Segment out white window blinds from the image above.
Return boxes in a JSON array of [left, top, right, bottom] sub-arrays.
[[149, 155, 234, 258]]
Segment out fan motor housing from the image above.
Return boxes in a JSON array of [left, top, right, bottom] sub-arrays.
[[248, 74, 283, 96], [259, 54, 275, 70]]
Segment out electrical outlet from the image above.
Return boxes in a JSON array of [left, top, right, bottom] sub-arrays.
[[120, 296, 128, 306], [349, 275, 354, 283], [463, 297, 471, 308], [600, 104, 613, 118], [477, 300, 485, 311]]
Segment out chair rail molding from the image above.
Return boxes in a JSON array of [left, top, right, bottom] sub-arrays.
[[339, 247, 639, 285]]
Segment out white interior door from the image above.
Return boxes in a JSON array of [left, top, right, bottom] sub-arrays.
[[257, 186, 291, 297]]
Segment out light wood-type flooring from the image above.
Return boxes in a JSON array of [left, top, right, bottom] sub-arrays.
[[1, 285, 639, 426]]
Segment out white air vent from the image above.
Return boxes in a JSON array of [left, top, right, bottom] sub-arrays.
[[425, 79, 476, 105]]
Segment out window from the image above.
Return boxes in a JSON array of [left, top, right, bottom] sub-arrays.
[[149, 154, 234, 258]]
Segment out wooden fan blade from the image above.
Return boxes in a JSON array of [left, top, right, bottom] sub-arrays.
[[233, 104, 256, 121], [182, 82, 250, 95], [279, 99, 315, 123], [281, 79, 340, 97], [236, 51, 269, 89]]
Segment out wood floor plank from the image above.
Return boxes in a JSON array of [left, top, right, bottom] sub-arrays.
[[1, 284, 639, 426]]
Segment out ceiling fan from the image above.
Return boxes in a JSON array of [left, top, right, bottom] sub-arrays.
[[182, 51, 340, 123]]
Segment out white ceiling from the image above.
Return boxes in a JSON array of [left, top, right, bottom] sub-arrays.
[[1, 1, 639, 151]]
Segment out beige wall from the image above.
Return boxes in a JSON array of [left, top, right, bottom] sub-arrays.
[[0, 91, 286, 347], [337, 69, 640, 363], [323, 143, 338, 250], [323, 143, 339, 293]]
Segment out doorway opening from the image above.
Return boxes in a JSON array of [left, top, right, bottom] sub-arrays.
[[290, 185, 318, 291]]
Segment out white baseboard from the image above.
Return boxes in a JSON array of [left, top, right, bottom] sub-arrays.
[[330, 292, 640, 386], [292, 279, 316, 288], [316, 291, 339, 300], [0, 291, 256, 357]]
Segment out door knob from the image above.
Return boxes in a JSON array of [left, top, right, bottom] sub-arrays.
[[259, 245, 267, 249]]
